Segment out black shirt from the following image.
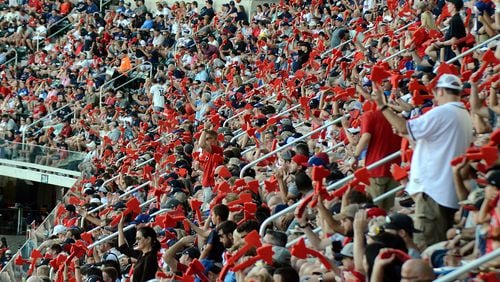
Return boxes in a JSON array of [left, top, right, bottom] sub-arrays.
[[118, 243, 158, 282], [205, 229, 224, 262], [444, 13, 466, 61]]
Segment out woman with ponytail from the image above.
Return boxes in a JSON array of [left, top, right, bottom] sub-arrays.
[[117, 215, 160, 282]]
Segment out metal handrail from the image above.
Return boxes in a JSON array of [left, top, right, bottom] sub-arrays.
[[221, 85, 270, 128], [0, 180, 82, 276], [47, 9, 75, 30], [22, 104, 72, 145], [87, 208, 171, 248], [84, 197, 156, 234], [99, 61, 153, 110], [101, 156, 158, 191], [0, 48, 18, 67], [324, 141, 345, 154], [240, 114, 349, 178], [260, 151, 401, 237], [88, 171, 168, 215], [434, 249, 500, 282]]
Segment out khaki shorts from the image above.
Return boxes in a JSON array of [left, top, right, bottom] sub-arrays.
[[367, 177, 399, 210], [412, 193, 455, 249]]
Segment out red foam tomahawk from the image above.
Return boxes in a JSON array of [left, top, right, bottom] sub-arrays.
[[218, 230, 262, 281], [189, 198, 203, 223], [290, 238, 333, 271], [231, 245, 274, 272], [185, 259, 208, 282], [27, 249, 43, 276]]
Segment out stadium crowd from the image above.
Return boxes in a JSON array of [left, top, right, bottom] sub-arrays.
[[0, 0, 499, 281]]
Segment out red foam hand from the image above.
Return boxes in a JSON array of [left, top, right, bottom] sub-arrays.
[[311, 166, 330, 182], [470, 63, 489, 83], [354, 167, 371, 185], [56, 204, 66, 218], [412, 90, 434, 106], [482, 49, 499, 65], [15, 255, 29, 265], [218, 230, 262, 281], [379, 249, 411, 262], [124, 197, 141, 216], [290, 238, 333, 271], [164, 214, 185, 228], [142, 165, 154, 181], [370, 65, 391, 84], [391, 164, 409, 181], [450, 156, 465, 166], [190, 199, 203, 223], [186, 259, 208, 282], [110, 213, 122, 227], [366, 207, 387, 218], [299, 96, 311, 120], [247, 180, 260, 194], [264, 179, 279, 193], [227, 193, 253, 206], [297, 193, 314, 218], [295, 69, 305, 80], [81, 232, 93, 244], [68, 196, 81, 205], [480, 146, 498, 166], [232, 245, 274, 272], [437, 5, 450, 24], [214, 181, 231, 194], [244, 202, 257, 214], [490, 129, 500, 145]]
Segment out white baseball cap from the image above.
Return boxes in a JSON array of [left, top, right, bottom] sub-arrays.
[[436, 74, 462, 91]]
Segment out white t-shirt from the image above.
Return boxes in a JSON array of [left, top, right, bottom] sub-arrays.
[[406, 102, 473, 209], [150, 83, 165, 108]]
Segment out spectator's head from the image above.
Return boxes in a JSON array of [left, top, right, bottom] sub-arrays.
[[101, 267, 118, 282], [212, 204, 230, 225], [338, 242, 355, 270], [273, 266, 299, 282], [435, 74, 462, 103], [294, 171, 313, 194], [217, 220, 237, 248], [204, 130, 218, 147], [263, 230, 287, 247], [179, 247, 201, 265], [383, 213, 421, 239], [401, 259, 435, 282], [333, 204, 359, 236], [136, 226, 161, 253], [446, 0, 463, 12]]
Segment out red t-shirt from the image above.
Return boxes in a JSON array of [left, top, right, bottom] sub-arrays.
[[200, 145, 223, 187], [360, 110, 401, 178]]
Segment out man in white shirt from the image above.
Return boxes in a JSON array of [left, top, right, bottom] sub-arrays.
[[149, 77, 166, 112], [373, 74, 473, 248]]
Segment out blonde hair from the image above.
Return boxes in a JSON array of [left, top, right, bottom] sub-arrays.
[[421, 11, 437, 30]]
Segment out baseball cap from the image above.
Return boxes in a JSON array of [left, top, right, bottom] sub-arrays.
[[487, 169, 500, 188], [292, 154, 309, 167], [459, 189, 484, 211], [333, 204, 359, 220], [272, 246, 291, 265], [182, 247, 201, 259], [52, 225, 67, 236], [280, 150, 294, 161], [339, 242, 354, 258], [436, 74, 462, 91], [383, 213, 421, 235], [132, 214, 150, 225]]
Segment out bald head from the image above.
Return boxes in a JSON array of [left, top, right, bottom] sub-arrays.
[[401, 259, 435, 282]]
